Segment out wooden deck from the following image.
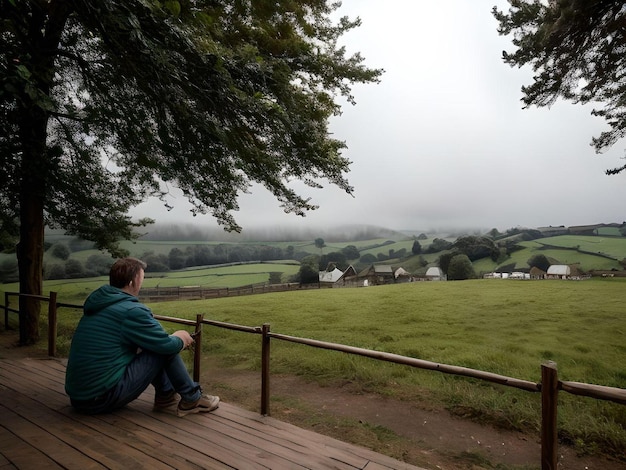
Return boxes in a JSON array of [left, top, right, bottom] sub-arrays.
[[0, 356, 425, 469]]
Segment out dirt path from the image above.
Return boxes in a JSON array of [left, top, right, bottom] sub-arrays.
[[205, 365, 626, 470]]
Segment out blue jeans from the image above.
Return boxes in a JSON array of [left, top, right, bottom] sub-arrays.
[[71, 351, 202, 414]]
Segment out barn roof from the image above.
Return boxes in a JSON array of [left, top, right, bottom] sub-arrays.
[[425, 267, 443, 277], [547, 265, 571, 276], [529, 266, 546, 276], [374, 265, 394, 274], [357, 264, 395, 277], [319, 268, 344, 283], [394, 267, 411, 278]]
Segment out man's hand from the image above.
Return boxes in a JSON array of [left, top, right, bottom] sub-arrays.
[[171, 330, 194, 349]]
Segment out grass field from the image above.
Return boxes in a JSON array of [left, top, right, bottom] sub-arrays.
[[9, 277, 623, 459]]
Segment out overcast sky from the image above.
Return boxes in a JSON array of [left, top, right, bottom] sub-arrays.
[[131, 0, 626, 235]]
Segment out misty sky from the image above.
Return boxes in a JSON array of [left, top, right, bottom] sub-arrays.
[[130, 0, 626, 234]]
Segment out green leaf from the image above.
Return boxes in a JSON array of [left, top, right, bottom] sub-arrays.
[[15, 65, 31, 80], [163, 1, 181, 17]]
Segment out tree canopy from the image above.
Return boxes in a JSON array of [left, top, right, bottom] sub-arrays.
[[453, 235, 499, 262], [447, 254, 475, 281], [527, 253, 550, 272], [1, 0, 381, 343], [493, 0, 626, 173]]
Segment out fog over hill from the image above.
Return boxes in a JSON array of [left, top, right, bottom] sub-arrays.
[[131, 220, 626, 243], [139, 223, 414, 243]]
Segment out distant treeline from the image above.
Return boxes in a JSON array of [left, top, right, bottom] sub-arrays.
[[138, 223, 406, 243], [2, 224, 623, 283]]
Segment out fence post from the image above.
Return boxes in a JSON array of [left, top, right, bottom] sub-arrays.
[[261, 323, 271, 416], [193, 313, 204, 383], [48, 292, 58, 357], [541, 361, 559, 470], [4, 292, 9, 330]]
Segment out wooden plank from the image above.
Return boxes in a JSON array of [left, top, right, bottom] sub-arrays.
[[0, 391, 174, 470], [99, 409, 261, 470], [0, 361, 262, 469], [0, 421, 62, 469], [1, 359, 302, 469], [205, 401, 417, 469], [115, 405, 315, 470], [131, 391, 365, 469], [0, 364, 222, 470], [3, 359, 352, 470], [11, 357, 416, 469], [0, 357, 426, 470], [363, 463, 399, 470], [0, 399, 104, 469]]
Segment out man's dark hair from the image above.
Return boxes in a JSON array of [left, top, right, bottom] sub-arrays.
[[109, 257, 147, 288]]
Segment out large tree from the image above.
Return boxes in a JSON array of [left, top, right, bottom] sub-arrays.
[[493, 0, 626, 172], [1, 0, 381, 344]]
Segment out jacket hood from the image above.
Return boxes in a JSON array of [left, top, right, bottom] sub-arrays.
[[84, 285, 137, 316]]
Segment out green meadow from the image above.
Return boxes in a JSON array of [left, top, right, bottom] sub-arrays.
[[7, 277, 624, 459]]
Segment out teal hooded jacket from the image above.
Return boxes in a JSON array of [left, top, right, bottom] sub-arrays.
[[65, 285, 184, 401]]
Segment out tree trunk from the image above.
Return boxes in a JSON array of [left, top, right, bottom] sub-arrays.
[[17, 198, 44, 345], [17, 103, 48, 345], [15, 1, 70, 345]]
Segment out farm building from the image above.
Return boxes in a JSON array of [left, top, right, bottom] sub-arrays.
[[357, 264, 396, 286], [319, 267, 343, 284], [568, 224, 601, 235], [425, 266, 446, 281], [530, 266, 547, 279], [394, 267, 413, 283], [537, 225, 569, 236], [319, 265, 358, 287], [510, 272, 530, 280], [546, 265, 571, 279]]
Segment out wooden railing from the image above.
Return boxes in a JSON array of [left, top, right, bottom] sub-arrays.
[[139, 282, 315, 302], [2, 292, 204, 375], [2, 291, 625, 470]]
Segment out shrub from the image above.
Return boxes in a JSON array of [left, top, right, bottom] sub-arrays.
[[0, 258, 18, 282], [269, 272, 283, 284], [51, 243, 70, 260], [447, 254, 475, 280], [85, 254, 113, 276], [45, 263, 66, 280], [64, 259, 84, 278], [298, 255, 320, 284], [359, 254, 377, 264]]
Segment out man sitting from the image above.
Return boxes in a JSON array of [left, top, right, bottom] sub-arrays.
[[65, 257, 219, 417]]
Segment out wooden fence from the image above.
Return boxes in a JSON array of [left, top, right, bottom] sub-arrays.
[[2, 291, 626, 470], [139, 282, 320, 302]]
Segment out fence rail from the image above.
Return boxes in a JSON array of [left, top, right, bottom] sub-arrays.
[[2, 291, 625, 470], [139, 282, 311, 302]]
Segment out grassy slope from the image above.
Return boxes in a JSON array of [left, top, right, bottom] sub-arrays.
[[473, 235, 626, 274]]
